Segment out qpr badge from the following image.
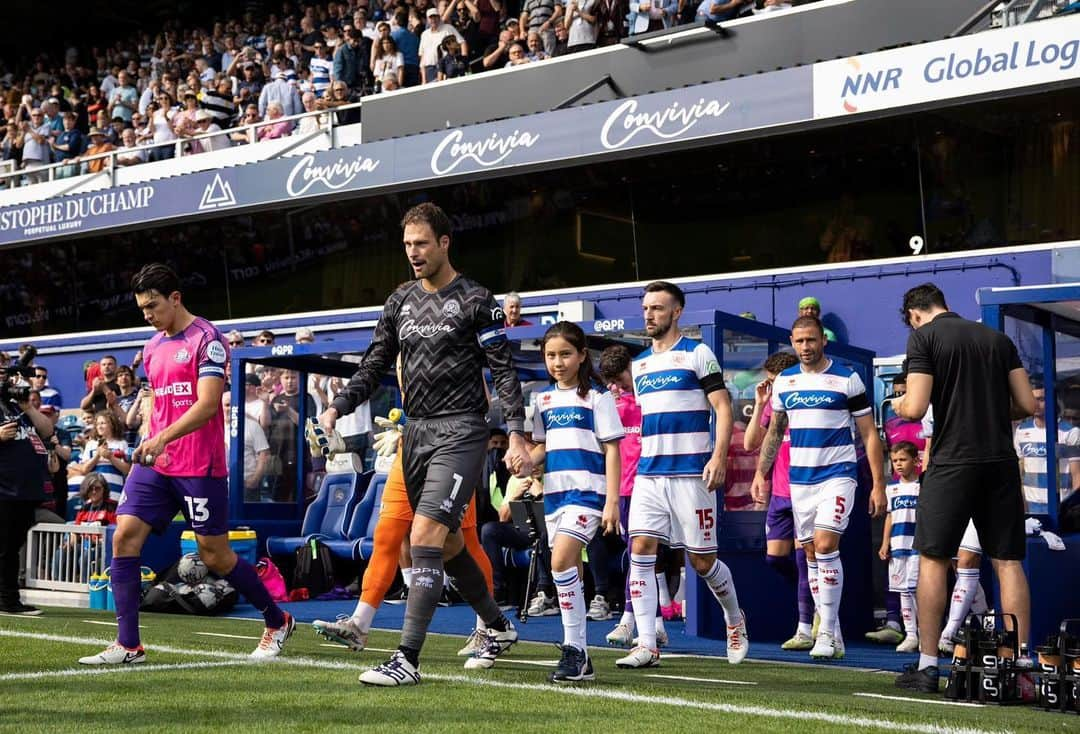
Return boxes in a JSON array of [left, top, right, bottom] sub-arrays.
[[173, 347, 192, 364], [442, 300, 461, 318]]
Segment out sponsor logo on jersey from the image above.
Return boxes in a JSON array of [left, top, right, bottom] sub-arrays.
[[490, 306, 505, 323], [206, 340, 227, 364], [399, 319, 454, 340], [891, 495, 918, 510], [1020, 442, 1046, 457], [442, 300, 461, 318], [704, 359, 721, 375], [548, 410, 586, 427], [173, 348, 192, 364], [154, 382, 193, 397], [636, 374, 682, 391], [783, 391, 834, 409]]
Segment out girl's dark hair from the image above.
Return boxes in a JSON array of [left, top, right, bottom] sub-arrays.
[[79, 472, 109, 503], [599, 344, 632, 383], [542, 321, 602, 400]]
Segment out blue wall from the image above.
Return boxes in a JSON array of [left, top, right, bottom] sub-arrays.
[[3, 248, 1054, 410]]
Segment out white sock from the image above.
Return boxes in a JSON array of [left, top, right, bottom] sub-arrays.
[[401, 567, 413, 587], [900, 591, 918, 638], [971, 580, 988, 614], [919, 652, 938, 670], [629, 553, 658, 649], [656, 572, 673, 607], [476, 614, 487, 632], [797, 621, 813, 637], [350, 601, 377, 631], [701, 559, 742, 626], [553, 567, 587, 651], [619, 610, 635, 629], [942, 568, 980, 640], [815, 550, 843, 638], [806, 559, 821, 613]]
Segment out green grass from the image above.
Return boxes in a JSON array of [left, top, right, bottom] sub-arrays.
[[0, 608, 1074, 733]]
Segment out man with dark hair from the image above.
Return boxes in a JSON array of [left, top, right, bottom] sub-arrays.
[[618, 279, 748, 669], [28, 366, 62, 409], [756, 316, 886, 661], [319, 202, 532, 686], [79, 263, 294, 665], [253, 330, 275, 346], [81, 355, 121, 413], [892, 282, 1036, 692], [745, 350, 815, 650]]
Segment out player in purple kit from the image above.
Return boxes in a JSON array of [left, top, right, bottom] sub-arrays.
[[79, 264, 294, 665]]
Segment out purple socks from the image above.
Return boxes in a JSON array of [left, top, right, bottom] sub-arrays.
[[112, 556, 142, 649], [225, 557, 286, 629]]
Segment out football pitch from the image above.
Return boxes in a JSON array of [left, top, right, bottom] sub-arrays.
[[0, 607, 1070, 734]]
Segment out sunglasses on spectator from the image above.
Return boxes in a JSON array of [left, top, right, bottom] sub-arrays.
[[32, 373, 47, 379], [229, 340, 244, 346]]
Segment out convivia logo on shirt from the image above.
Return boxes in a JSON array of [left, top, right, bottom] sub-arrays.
[[637, 374, 681, 391], [399, 319, 453, 340], [1020, 443, 1046, 458], [892, 495, 918, 511], [548, 410, 586, 427], [783, 392, 834, 409]]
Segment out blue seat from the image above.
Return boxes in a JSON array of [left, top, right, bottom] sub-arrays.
[[325, 472, 387, 561], [504, 548, 532, 569], [265, 470, 372, 556], [353, 473, 390, 561]]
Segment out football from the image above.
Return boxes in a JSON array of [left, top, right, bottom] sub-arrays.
[[177, 553, 209, 585]]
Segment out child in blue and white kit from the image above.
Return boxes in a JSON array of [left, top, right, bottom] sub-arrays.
[[526, 321, 622, 683], [879, 441, 921, 653]]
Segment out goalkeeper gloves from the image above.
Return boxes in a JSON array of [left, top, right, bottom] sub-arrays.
[[372, 408, 404, 457], [305, 417, 346, 459]]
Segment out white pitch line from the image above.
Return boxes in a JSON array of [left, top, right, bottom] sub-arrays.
[[318, 644, 397, 654], [0, 613, 44, 619], [0, 661, 246, 681], [195, 632, 261, 641], [853, 693, 986, 708], [646, 674, 757, 686], [498, 658, 558, 668], [82, 620, 144, 629], [0, 629, 1008, 734]]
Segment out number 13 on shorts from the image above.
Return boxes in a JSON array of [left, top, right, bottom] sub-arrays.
[[185, 496, 210, 522]]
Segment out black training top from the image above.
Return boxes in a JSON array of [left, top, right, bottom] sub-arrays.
[[906, 311, 1023, 465], [332, 275, 525, 433]]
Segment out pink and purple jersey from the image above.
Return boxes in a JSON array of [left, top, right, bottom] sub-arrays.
[[143, 316, 229, 477], [613, 388, 641, 497], [760, 402, 791, 498]]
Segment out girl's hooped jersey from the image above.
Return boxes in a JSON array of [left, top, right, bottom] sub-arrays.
[[531, 383, 623, 515]]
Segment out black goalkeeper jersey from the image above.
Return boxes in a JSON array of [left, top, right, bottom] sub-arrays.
[[331, 275, 525, 433]]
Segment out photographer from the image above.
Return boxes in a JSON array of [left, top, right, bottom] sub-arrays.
[[0, 375, 54, 615]]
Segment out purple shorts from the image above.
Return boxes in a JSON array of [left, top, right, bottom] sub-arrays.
[[765, 494, 795, 542], [620, 495, 632, 545], [117, 464, 230, 537]]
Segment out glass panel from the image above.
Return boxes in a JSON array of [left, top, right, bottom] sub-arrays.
[[723, 330, 780, 512]]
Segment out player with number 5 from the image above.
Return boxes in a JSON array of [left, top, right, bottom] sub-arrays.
[[753, 315, 886, 661], [618, 281, 747, 670], [79, 264, 295, 666]]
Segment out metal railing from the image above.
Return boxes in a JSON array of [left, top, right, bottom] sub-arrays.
[[0, 100, 362, 191], [25, 522, 108, 592], [996, 0, 1072, 26]]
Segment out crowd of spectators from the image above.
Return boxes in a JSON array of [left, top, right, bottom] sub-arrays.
[[0, 0, 803, 184]]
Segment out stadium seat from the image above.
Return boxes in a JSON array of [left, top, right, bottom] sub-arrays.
[[325, 472, 388, 561], [504, 548, 532, 569], [352, 472, 390, 562], [265, 470, 372, 556]]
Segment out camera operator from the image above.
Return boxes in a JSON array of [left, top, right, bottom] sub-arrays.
[[0, 373, 54, 615]]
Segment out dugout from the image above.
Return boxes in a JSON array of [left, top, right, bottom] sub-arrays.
[[979, 283, 1080, 646], [505, 310, 879, 643]]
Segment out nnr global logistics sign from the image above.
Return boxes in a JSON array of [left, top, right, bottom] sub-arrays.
[[0, 186, 155, 239], [812, 13, 1080, 118]]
